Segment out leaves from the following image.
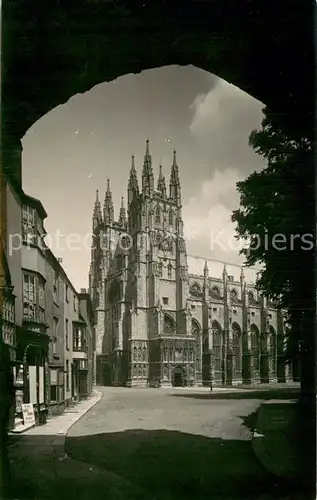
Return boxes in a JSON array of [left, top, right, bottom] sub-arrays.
[[232, 106, 314, 338]]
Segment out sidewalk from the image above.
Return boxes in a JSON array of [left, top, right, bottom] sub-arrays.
[[7, 388, 150, 500], [9, 389, 103, 448], [252, 398, 314, 489]]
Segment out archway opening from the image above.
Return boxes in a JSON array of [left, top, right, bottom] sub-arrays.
[[172, 366, 185, 387]]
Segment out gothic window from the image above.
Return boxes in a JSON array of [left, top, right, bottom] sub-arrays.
[[158, 262, 163, 277], [167, 263, 172, 279], [168, 210, 174, 227], [163, 314, 175, 334], [269, 326, 276, 369], [212, 321, 222, 371], [251, 325, 260, 370], [190, 283, 202, 298], [132, 346, 137, 362], [155, 206, 161, 224], [230, 289, 238, 303], [209, 286, 221, 299], [232, 323, 242, 372], [142, 345, 147, 362], [116, 255, 122, 270], [248, 291, 256, 305], [191, 319, 200, 337]]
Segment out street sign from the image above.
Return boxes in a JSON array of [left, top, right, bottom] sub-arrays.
[[21, 403, 35, 427]]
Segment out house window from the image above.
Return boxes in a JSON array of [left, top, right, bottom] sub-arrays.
[[65, 284, 69, 302], [163, 297, 169, 305], [23, 273, 45, 322], [50, 385, 57, 402], [53, 271, 58, 303], [213, 307, 217, 313], [66, 360, 69, 391], [73, 295, 77, 311], [53, 317, 58, 355], [22, 205, 36, 243], [2, 297, 15, 346], [23, 274, 36, 319], [73, 326, 86, 351], [65, 318, 69, 349]]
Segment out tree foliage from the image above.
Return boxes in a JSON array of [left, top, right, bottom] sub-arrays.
[[232, 107, 315, 380]]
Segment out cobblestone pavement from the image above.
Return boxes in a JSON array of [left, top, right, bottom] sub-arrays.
[[65, 387, 302, 499]]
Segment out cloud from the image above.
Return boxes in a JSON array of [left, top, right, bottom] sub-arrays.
[[183, 168, 247, 264], [189, 78, 266, 175]]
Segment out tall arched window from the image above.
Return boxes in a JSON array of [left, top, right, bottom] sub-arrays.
[[155, 206, 161, 223], [168, 210, 174, 227], [230, 289, 238, 303], [163, 314, 175, 334], [167, 263, 172, 279], [251, 324, 260, 370], [158, 262, 163, 277], [269, 326, 276, 370], [210, 286, 221, 299], [212, 321, 222, 371], [232, 322, 242, 372]]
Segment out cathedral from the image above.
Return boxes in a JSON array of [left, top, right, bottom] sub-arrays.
[[89, 140, 291, 388]]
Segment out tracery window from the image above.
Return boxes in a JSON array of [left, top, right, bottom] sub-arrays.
[[212, 322, 222, 371]]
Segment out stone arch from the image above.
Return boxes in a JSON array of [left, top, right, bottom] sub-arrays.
[[232, 322, 242, 372], [212, 320, 222, 371], [189, 282, 202, 298], [6, 3, 306, 165], [163, 313, 175, 334], [250, 324, 260, 371]]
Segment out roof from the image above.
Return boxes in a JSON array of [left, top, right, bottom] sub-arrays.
[[22, 192, 48, 219], [187, 254, 261, 285]]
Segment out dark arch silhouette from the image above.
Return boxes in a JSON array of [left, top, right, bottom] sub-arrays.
[[2, 1, 312, 186]]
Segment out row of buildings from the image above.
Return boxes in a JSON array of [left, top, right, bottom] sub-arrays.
[[90, 140, 296, 388], [1, 159, 96, 430]]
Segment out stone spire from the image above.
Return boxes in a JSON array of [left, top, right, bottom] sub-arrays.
[[204, 260, 209, 278], [157, 164, 167, 197], [142, 139, 154, 195], [118, 196, 127, 228], [92, 189, 102, 229], [169, 149, 181, 204], [128, 155, 139, 205], [103, 179, 114, 225]]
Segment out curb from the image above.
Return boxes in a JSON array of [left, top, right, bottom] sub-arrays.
[[60, 389, 103, 437]]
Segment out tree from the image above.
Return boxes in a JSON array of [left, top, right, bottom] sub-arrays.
[[232, 107, 315, 398]]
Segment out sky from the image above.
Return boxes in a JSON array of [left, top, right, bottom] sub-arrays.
[[22, 65, 266, 290]]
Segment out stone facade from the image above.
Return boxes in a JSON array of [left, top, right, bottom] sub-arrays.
[[90, 140, 290, 388]]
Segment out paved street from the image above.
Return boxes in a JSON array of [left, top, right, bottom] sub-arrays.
[[65, 387, 297, 499]]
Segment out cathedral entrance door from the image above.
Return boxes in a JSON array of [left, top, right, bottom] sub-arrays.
[[172, 366, 185, 387]]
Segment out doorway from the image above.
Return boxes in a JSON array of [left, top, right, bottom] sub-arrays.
[[172, 366, 185, 387]]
